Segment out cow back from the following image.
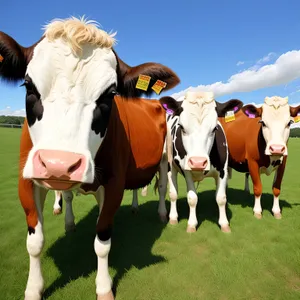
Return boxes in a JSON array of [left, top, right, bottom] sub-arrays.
[[219, 110, 269, 170]]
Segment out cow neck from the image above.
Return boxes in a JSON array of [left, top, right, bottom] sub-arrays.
[[257, 125, 270, 167]]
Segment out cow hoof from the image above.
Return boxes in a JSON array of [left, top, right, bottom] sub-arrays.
[[254, 213, 262, 219], [169, 218, 178, 225], [221, 225, 231, 233], [53, 208, 62, 215], [65, 223, 76, 232], [186, 225, 196, 233], [131, 207, 139, 214], [274, 212, 282, 219], [97, 290, 114, 300], [159, 215, 168, 223]]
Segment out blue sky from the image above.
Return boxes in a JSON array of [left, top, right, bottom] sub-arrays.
[[1, 0, 300, 115]]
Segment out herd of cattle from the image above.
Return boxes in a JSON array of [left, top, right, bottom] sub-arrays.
[[1, 17, 299, 300]]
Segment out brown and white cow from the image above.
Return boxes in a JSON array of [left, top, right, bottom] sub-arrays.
[[219, 96, 300, 219], [0, 17, 180, 300]]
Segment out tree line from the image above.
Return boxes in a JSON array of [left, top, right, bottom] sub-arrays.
[[0, 115, 25, 125]]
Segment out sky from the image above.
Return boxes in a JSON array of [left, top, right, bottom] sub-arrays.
[[1, 0, 300, 118]]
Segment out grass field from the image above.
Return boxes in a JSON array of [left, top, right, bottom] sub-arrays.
[[1, 127, 300, 300]]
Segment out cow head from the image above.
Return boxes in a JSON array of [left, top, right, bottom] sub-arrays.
[[242, 96, 300, 156], [160, 91, 243, 172], [0, 17, 180, 190]]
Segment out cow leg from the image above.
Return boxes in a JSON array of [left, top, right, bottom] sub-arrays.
[[185, 172, 198, 233], [215, 174, 230, 233], [22, 183, 48, 300], [272, 157, 287, 219], [244, 173, 250, 192], [53, 190, 63, 215], [158, 155, 168, 223], [168, 167, 179, 225], [141, 185, 148, 197], [94, 183, 124, 300], [63, 191, 75, 232], [131, 189, 139, 214], [248, 161, 263, 219]]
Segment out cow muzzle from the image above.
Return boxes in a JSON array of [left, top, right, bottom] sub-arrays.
[[269, 144, 286, 156], [32, 150, 86, 190], [188, 156, 208, 171]]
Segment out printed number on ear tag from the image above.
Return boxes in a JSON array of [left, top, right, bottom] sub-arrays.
[[225, 110, 235, 123], [0, 54, 3, 63], [136, 74, 151, 91], [152, 80, 167, 95]]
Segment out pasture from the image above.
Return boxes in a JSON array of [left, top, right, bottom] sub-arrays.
[[1, 127, 300, 300]]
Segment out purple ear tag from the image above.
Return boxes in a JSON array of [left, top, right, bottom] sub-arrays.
[[245, 109, 255, 118], [163, 103, 174, 115], [233, 106, 239, 112]]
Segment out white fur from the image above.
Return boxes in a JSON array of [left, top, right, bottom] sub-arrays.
[[24, 186, 48, 300], [23, 37, 118, 183], [261, 96, 292, 156]]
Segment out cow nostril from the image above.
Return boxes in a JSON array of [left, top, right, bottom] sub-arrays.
[[281, 147, 285, 152], [68, 159, 82, 174], [38, 154, 47, 169]]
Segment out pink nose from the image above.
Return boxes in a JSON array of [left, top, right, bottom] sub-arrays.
[[188, 157, 208, 171], [269, 144, 285, 155], [32, 150, 86, 182]]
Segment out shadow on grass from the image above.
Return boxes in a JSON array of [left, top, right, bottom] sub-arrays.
[[172, 186, 292, 229], [225, 187, 292, 214], [174, 190, 233, 230], [44, 200, 167, 299]]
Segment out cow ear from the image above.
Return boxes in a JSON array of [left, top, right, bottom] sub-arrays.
[[159, 96, 182, 115], [241, 104, 262, 118], [290, 105, 300, 117], [114, 52, 180, 98], [215, 99, 244, 117], [0, 32, 41, 83]]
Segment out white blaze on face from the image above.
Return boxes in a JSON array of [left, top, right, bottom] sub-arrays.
[[22, 19, 118, 184], [261, 96, 292, 156], [179, 91, 217, 171]]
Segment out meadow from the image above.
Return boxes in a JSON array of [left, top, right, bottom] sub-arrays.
[[1, 127, 300, 300]]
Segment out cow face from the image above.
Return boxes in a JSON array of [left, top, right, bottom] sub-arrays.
[[0, 17, 180, 190], [160, 92, 243, 172], [242, 96, 300, 156]]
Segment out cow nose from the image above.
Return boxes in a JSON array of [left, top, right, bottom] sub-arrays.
[[269, 144, 285, 155], [33, 149, 85, 180], [188, 157, 208, 170]]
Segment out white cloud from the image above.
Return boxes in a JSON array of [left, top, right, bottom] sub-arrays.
[[172, 50, 300, 100], [0, 107, 26, 116], [236, 61, 244, 66], [256, 52, 277, 65]]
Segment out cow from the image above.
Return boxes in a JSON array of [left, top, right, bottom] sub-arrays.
[[0, 17, 180, 300], [131, 186, 149, 213], [219, 96, 300, 219], [158, 91, 244, 233], [52, 190, 76, 232]]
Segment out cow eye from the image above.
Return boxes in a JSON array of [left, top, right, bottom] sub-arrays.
[[258, 120, 266, 127], [179, 124, 186, 134], [287, 120, 294, 127], [105, 84, 118, 97]]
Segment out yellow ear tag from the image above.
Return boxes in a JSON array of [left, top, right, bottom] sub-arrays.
[[294, 115, 300, 123], [0, 54, 3, 63], [151, 80, 167, 95], [136, 74, 151, 91], [225, 110, 235, 123]]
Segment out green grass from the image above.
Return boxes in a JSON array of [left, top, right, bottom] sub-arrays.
[[1, 127, 300, 300]]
